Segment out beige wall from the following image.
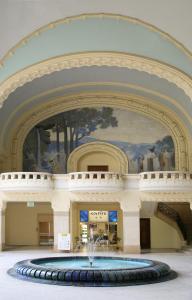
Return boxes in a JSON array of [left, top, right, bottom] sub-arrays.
[[151, 216, 182, 249], [77, 152, 120, 172], [5, 202, 53, 246], [68, 142, 128, 173]]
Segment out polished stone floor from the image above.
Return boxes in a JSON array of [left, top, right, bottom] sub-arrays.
[[0, 247, 192, 300]]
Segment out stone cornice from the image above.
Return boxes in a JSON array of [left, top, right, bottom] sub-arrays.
[[140, 192, 192, 202]]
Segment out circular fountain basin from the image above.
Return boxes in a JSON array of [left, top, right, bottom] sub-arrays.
[[8, 256, 176, 286]]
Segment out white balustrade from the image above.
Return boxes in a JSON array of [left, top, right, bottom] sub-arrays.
[[0, 171, 191, 194], [67, 172, 123, 192], [0, 172, 53, 191], [139, 171, 192, 192], [122, 174, 140, 190], [53, 174, 69, 190]]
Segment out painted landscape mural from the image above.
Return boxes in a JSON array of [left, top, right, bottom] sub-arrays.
[[23, 107, 175, 173]]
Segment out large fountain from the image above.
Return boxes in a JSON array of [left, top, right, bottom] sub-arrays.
[[8, 233, 176, 286]]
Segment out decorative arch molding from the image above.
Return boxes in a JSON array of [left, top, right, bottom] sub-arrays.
[[7, 93, 190, 172], [1, 13, 191, 65], [67, 141, 128, 174], [0, 52, 192, 108]]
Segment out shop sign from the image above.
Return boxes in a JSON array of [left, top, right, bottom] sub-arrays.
[[89, 211, 108, 222]]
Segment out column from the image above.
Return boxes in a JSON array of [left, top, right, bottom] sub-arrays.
[[51, 191, 71, 250], [122, 210, 140, 253], [121, 191, 141, 253], [0, 202, 6, 251]]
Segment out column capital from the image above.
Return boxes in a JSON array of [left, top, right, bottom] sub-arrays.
[[123, 211, 140, 217], [53, 211, 69, 216], [120, 202, 141, 213], [0, 201, 7, 212]]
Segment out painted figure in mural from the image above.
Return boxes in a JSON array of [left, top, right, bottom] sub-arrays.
[[146, 147, 156, 171], [159, 151, 165, 171], [137, 155, 144, 173], [142, 147, 160, 172], [159, 148, 172, 171], [162, 148, 171, 170]]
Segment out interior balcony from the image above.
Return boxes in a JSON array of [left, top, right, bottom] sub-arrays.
[[0, 171, 192, 194], [139, 171, 192, 192], [67, 172, 124, 192], [0, 172, 53, 192]]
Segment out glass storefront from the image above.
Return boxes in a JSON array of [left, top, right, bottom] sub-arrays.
[[79, 210, 118, 246]]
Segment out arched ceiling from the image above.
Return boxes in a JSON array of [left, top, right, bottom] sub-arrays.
[[0, 14, 191, 81], [1, 66, 191, 152], [0, 12, 191, 169], [1, 0, 192, 59]]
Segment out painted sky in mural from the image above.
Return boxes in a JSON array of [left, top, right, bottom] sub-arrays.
[[23, 107, 175, 173]]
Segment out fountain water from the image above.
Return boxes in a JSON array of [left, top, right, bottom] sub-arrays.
[[87, 238, 94, 267]]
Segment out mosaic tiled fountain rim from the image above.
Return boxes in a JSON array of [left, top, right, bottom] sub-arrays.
[[8, 256, 177, 287]]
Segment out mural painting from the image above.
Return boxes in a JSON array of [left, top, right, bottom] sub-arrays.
[[23, 107, 175, 173]]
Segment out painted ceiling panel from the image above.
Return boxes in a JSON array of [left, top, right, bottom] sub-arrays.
[[1, 66, 191, 151], [0, 15, 192, 82]]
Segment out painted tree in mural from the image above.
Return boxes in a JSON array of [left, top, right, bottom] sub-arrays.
[[36, 107, 118, 172], [61, 107, 118, 153], [23, 126, 51, 171], [55, 107, 118, 171]]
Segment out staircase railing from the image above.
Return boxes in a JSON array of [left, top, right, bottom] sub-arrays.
[[157, 202, 187, 240]]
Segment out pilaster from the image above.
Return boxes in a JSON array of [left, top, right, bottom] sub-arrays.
[[0, 201, 7, 251], [120, 191, 141, 253], [51, 191, 70, 250]]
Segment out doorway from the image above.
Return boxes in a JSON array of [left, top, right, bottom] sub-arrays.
[[38, 214, 54, 246], [87, 165, 109, 171], [140, 218, 151, 249], [72, 202, 122, 251]]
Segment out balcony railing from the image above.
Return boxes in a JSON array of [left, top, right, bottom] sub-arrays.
[[0, 171, 192, 194], [0, 172, 53, 191], [140, 171, 192, 192], [67, 172, 123, 192]]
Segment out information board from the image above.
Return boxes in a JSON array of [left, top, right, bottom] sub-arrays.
[[57, 233, 71, 251]]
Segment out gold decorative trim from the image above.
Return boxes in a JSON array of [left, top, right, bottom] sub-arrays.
[[7, 93, 189, 172], [0, 52, 192, 111], [1, 13, 191, 67]]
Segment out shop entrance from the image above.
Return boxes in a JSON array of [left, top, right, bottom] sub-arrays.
[[72, 202, 122, 251], [80, 222, 118, 246]]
